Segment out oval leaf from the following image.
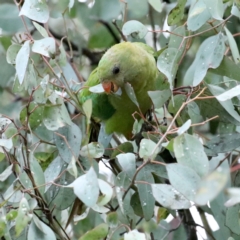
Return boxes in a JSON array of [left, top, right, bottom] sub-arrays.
[[6, 44, 21, 64], [32, 37, 56, 58], [148, 89, 171, 109], [69, 167, 99, 207], [79, 223, 108, 240], [157, 48, 179, 89], [124, 83, 139, 107], [124, 230, 146, 240], [166, 163, 201, 201], [139, 139, 160, 160], [152, 184, 191, 209], [16, 40, 30, 84], [216, 84, 240, 101], [122, 20, 148, 39], [194, 166, 229, 205], [19, 0, 49, 23], [174, 133, 209, 177], [168, 0, 187, 26], [184, 33, 226, 86], [187, 0, 211, 31], [136, 168, 155, 220], [80, 142, 104, 158], [116, 153, 136, 179], [89, 83, 105, 93], [176, 119, 192, 135]]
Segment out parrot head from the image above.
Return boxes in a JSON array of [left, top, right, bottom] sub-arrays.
[[97, 42, 145, 94]]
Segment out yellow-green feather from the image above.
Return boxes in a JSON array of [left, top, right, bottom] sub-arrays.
[[80, 41, 159, 138]]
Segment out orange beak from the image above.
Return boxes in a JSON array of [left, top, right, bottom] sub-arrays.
[[102, 81, 119, 94]]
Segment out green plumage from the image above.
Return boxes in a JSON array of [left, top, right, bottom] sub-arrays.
[[80, 68, 115, 120], [79, 42, 159, 138]]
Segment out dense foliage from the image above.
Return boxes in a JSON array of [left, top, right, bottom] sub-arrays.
[[1, 0, 240, 239]]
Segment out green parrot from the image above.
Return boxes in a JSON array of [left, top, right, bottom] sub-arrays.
[[79, 41, 159, 139]]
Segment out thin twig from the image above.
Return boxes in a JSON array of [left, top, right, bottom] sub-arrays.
[[112, 19, 127, 42]]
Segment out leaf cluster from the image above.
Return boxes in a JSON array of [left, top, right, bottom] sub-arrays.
[[1, 0, 240, 240]]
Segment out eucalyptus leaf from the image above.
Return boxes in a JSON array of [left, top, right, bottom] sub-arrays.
[[80, 142, 104, 158], [122, 20, 148, 39], [79, 223, 108, 240], [15, 40, 30, 84], [116, 153, 136, 179], [203, 0, 224, 20], [20, 0, 49, 23], [0, 139, 12, 150], [124, 230, 146, 240], [68, 0, 74, 9], [168, 0, 187, 26], [157, 48, 179, 89], [54, 123, 82, 163], [30, 154, 45, 195], [166, 163, 201, 201], [176, 119, 192, 135], [0, 164, 13, 181], [204, 133, 240, 156], [209, 56, 240, 81], [187, 101, 202, 124], [148, 0, 164, 12], [148, 89, 171, 109], [0, 118, 11, 128], [225, 205, 240, 235], [184, 33, 226, 86], [136, 168, 155, 221], [231, 4, 240, 18], [127, 0, 149, 19], [208, 84, 240, 122], [28, 219, 56, 240], [90, 0, 121, 21], [49, 172, 75, 210], [124, 83, 139, 107], [0, 4, 30, 34], [3, 182, 22, 203], [20, 102, 44, 130], [59, 43, 67, 66], [115, 172, 132, 213], [216, 85, 240, 101], [32, 37, 56, 58], [6, 44, 21, 64], [97, 123, 112, 148], [174, 133, 209, 177], [43, 102, 72, 131], [33, 21, 48, 38], [15, 198, 32, 237], [152, 184, 191, 209], [106, 212, 118, 228], [139, 139, 160, 160], [97, 179, 113, 206], [44, 156, 65, 192], [194, 166, 229, 205], [187, 0, 211, 31], [225, 27, 240, 64], [168, 26, 186, 54], [89, 83, 105, 93], [196, 89, 240, 127], [82, 99, 92, 125], [69, 167, 99, 207], [111, 142, 134, 158]]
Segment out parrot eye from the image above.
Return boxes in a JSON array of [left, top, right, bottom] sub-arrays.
[[112, 66, 120, 75]]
